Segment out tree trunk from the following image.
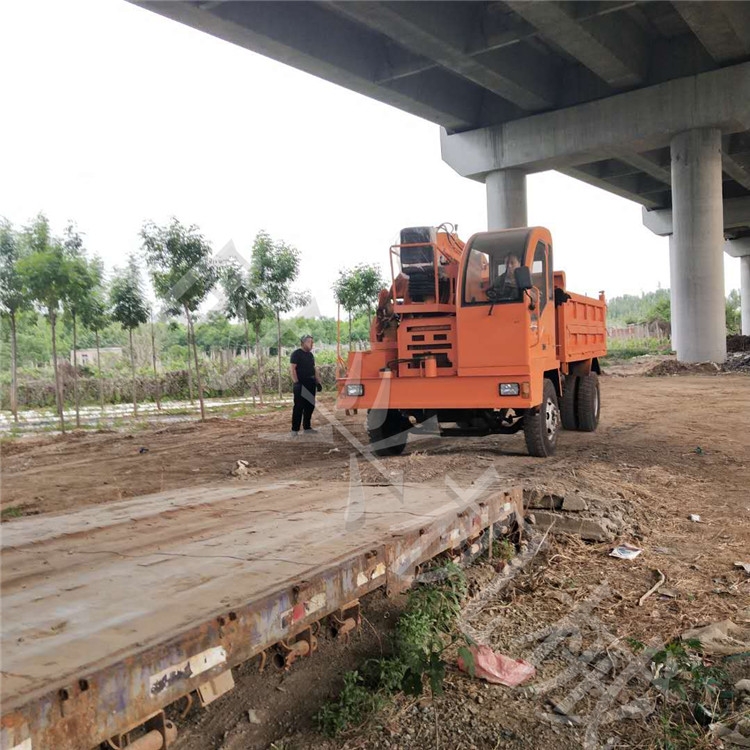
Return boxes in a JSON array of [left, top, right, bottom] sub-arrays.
[[129, 327, 138, 416], [72, 312, 80, 427], [185, 304, 206, 421], [348, 311, 352, 351], [95, 329, 104, 410], [276, 310, 282, 400], [50, 313, 65, 434], [10, 312, 18, 423], [185, 321, 194, 403], [255, 325, 264, 405], [151, 316, 161, 411], [244, 317, 251, 361]]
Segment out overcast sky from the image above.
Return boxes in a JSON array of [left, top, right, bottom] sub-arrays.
[[0, 0, 741, 317]]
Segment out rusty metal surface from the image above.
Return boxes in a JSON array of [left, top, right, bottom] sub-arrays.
[[1, 481, 522, 750]]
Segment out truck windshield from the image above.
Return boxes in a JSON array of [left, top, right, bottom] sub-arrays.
[[462, 230, 530, 306]]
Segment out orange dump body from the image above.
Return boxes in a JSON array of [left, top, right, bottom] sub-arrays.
[[337, 226, 607, 413]]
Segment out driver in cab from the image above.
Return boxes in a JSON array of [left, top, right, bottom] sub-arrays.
[[491, 254, 521, 300]]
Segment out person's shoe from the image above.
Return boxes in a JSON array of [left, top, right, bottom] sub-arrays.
[[303, 428, 319, 434], [289, 430, 300, 438]]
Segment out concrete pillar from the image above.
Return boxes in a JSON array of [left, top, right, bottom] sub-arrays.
[[742, 255, 750, 335], [668, 234, 681, 354], [485, 169, 527, 230], [670, 128, 726, 363]]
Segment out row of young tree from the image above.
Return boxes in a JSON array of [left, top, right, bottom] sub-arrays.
[[0, 215, 315, 430], [1, 213, 391, 430]]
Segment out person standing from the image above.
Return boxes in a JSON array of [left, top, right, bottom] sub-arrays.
[[289, 334, 322, 436]]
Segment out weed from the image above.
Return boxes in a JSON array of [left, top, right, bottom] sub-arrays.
[[650, 638, 734, 749], [316, 671, 386, 737], [316, 562, 469, 736], [1, 506, 24, 519], [493, 538, 515, 562]]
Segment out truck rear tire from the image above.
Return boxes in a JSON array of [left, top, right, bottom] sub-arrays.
[[561, 375, 578, 431], [367, 409, 408, 456], [524, 379, 560, 457], [576, 372, 600, 432]]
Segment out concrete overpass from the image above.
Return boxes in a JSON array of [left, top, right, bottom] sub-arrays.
[[133, 1, 750, 361]]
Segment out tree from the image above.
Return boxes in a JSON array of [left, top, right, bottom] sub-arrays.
[[18, 214, 70, 433], [78, 256, 110, 410], [142, 218, 218, 420], [0, 219, 30, 423], [250, 231, 308, 399], [62, 224, 95, 427], [110, 256, 149, 416], [221, 260, 268, 403], [726, 289, 741, 334], [333, 263, 386, 347], [333, 269, 360, 349]]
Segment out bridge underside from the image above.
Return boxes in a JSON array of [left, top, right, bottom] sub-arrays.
[[134, 0, 750, 356]]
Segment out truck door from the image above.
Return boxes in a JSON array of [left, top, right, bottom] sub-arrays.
[[528, 239, 558, 374], [455, 229, 533, 374]]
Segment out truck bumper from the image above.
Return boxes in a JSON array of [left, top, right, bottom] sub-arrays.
[[337, 372, 540, 412]]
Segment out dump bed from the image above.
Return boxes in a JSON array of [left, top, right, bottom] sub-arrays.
[[553, 271, 607, 365]]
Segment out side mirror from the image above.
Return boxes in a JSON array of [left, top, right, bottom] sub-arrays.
[[514, 265, 532, 291]]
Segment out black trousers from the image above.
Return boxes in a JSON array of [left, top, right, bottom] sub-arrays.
[[292, 380, 316, 431]]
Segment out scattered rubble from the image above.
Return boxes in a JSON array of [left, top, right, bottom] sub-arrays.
[[724, 351, 750, 373], [646, 360, 721, 377]]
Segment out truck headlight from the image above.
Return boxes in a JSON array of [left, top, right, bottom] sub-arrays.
[[499, 383, 520, 396], [346, 383, 364, 397]]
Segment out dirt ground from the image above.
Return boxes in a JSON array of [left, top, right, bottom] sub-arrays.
[[2, 361, 749, 749]]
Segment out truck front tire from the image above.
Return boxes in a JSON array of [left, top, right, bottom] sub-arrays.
[[367, 409, 408, 456], [524, 379, 560, 457], [576, 372, 600, 432]]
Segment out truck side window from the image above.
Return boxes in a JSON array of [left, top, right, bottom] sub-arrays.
[[532, 241, 548, 313], [464, 247, 490, 303]]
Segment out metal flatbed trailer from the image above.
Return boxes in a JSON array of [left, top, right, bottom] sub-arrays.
[[1, 479, 522, 750]]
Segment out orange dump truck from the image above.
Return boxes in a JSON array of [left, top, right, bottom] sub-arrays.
[[337, 225, 607, 457]]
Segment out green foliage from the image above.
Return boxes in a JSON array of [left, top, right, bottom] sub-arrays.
[[316, 563, 468, 737], [141, 218, 218, 315], [110, 257, 149, 332], [651, 638, 733, 749], [332, 263, 386, 322], [250, 230, 308, 316], [607, 288, 671, 326], [316, 671, 386, 737], [220, 260, 268, 343], [0, 218, 30, 320], [726, 289, 741, 334], [17, 214, 69, 324]]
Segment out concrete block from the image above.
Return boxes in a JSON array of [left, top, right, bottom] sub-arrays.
[[561, 495, 589, 512], [531, 511, 613, 542]]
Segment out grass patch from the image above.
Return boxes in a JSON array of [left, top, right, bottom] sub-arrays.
[[1, 506, 24, 519], [316, 562, 472, 737], [603, 337, 673, 362]]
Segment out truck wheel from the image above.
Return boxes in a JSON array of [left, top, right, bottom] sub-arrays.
[[367, 409, 408, 456], [576, 372, 600, 432], [561, 375, 578, 430], [523, 379, 560, 457]]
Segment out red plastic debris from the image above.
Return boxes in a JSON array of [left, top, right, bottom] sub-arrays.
[[457, 645, 536, 686]]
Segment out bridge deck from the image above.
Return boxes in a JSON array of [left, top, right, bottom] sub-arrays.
[[1, 478, 521, 750]]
